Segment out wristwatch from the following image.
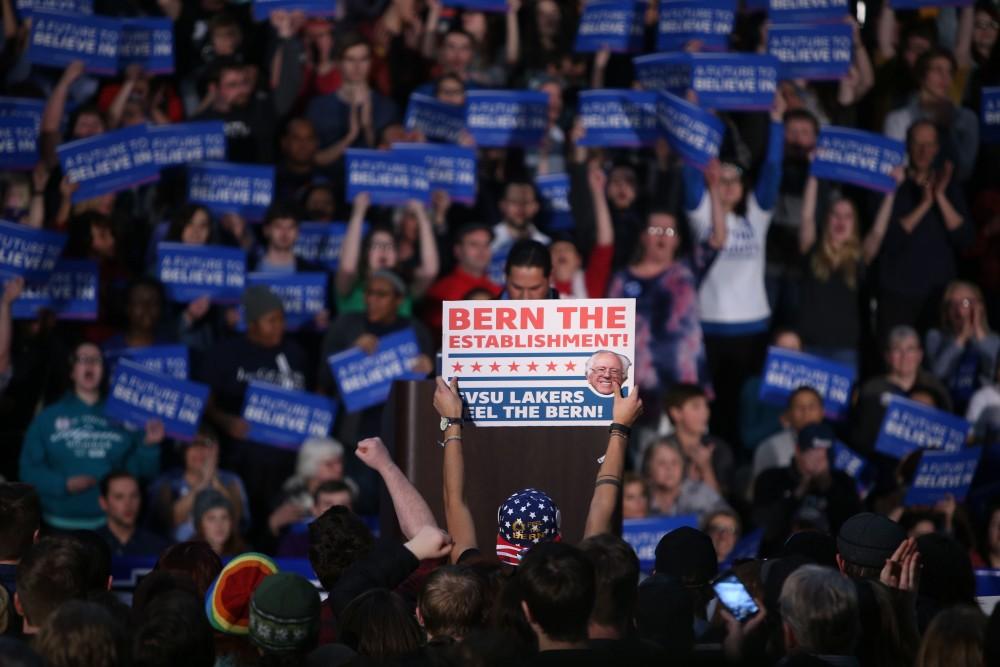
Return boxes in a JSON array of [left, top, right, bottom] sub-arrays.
[[440, 416, 464, 431]]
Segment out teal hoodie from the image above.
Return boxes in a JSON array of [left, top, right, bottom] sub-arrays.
[[19, 393, 160, 528]]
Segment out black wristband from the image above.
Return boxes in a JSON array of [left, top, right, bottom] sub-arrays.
[[595, 478, 622, 489], [609, 422, 631, 437]]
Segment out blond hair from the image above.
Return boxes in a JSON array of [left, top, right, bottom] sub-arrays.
[[811, 198, 862, 290]]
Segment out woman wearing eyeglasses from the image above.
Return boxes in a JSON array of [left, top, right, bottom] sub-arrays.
[[925, 281, 1000, 413], [19, 342, 163, 530], [605, 162, 727, 418]]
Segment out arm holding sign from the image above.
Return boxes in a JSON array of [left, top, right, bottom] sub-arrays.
[[357, 437, 438, 540], [336, 193, 369, 297], [435, 377, 477, 563], [837, 18, 874, 106], [108, 65, 144, 130], [752, 97, 787, 212], [799, 175, 819, 255], [505, 0, 521, 66], [41, 61, 87, 167], [862, 166, 904, 264], [409, 200, 440, 299], [584, 383, 642, 539], [0, 277, 23, 384], [705, 159, 728, 251]]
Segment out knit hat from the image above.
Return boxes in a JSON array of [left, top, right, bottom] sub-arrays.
[[249, 572, 321, 653], [782, 530, 838, 568], [368, 269, 406, 297], [242, 285, 284, 323], [205, 553, 279, 634], [653, 526, 718, 586], [496, 488, 561, 566], [192, 488, 234, 529], [797, 422, 835, 451], [836, 512, 906, 569]]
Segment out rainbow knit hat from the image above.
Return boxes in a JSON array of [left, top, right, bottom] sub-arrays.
[[205, 552, 279, 634]]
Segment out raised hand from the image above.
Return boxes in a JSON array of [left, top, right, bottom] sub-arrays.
[[612, 382, 642, 427], [404, 525, 454, 561], [434, 376, 464, 420], [144, 419, 166, 445], [356, 437, 393, 472]]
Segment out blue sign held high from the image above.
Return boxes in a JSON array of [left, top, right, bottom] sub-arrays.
[[0, 98, 44, 170], [346, 149, 430, 205], [252, 0, 337, 20], [657, 0, 736, 51], [768, 0, 849, 23], [119, 18, 174, 73], [536, 173, 573, 232], [577, 90, 660, 146], [188, 162, 274, 220], [465, 91, 549, 147], [759, 347, 855, 420], [904, 447, 981, 506], [982, 87, 1000, 144], [0, 221, 66, 280], [242, 381, 337, 449], [404, 94, 466, 144], [875, 395, 971, 459], [105, 359, 209, 440], [767, 23, 853, 80], [393, 143, 477, 204], [157, 243, 247, 303], [245, 272, 326, 330], [58, 124, 160, 202], [655, 92, 724, 170], [28, 11, 120, 75], [811, 126, 906, 193], [328, 328, 425, 413], [148, 121, 228, 167], [11, 258, 96, 320], [575, 0, 646, 53], [114, 345, 189, 380]]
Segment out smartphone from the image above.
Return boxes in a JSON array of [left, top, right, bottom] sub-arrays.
[[712, 572, 760, 623]]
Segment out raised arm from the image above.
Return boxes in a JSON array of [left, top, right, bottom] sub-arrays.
[[838, 19, 875, 106], [335, 192, 370, 297], [434, 376, 477, 563], [505, 0, 521, 66], [590, 46, 610, 90], [753, 95, 787, 211], [704, 159, 729, 250], [408, 199, 440, 299], [0, 277, 23, 381], [583, 383, 643, 539], [40, 61, 86, 167], [877, 5, 898, 62], [862, 166, 904, 264], [108, 66, 143, 129], [799, 174, 819, 254], [356, 437, 438, 540], [420, 0, 442, 60], [955, 6, 974, 69], [589, 164, 613, 247]]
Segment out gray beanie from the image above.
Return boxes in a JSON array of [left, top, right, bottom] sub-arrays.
[[192, 488, 234, 528], [242, 285, 284, 322]]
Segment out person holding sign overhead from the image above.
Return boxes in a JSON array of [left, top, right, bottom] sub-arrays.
[[19, 342, 164, 530], [683, 91, 786, 445]]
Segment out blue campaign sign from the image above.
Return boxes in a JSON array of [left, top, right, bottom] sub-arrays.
[[293, 221, 367, 271], [252, 0, 337, 20], [657, 0, 736, 51], [10, 258, 96, 320], [536, 173, 573, 232], [577, 90, 660, 147], [157, 242, 246, 303], [188, 162, 274, 220], [811, 126, 905, 193], [875, 395, 971, 459], [767, 23, 853, 80], [904, 447, 981, 506], [393, 143, 477, 204], [58, 124, 159, 202], [0, 97, 43, 169], [328, 328, 425, 413], [242, 381, 337, 449], [27, 11, 120, 75], [246, 272, 326, 330], [114, 345, 189, 380], [0, 221, 66, 280], [105, 359, 209, 440], [16, 0, 93, 15], [623, 515, 699, 572], [655, 91, 724, 170], [633, 54, 779, 111], [465, 90, 549, 147], [345, 148, 430, 205], [976, 569, 1000, 607], [404, 94, 466, 144], [119, 18, 174, 74], [831, 440, 874, 497], [982, 87, 1000, 144], [148, 121, 228, 167], [441, 0, 507, 10], [768, 0, 848, 23], [574, 1, 646, 53], [0, 116, 38, 170], [759, 347, 855, 420]]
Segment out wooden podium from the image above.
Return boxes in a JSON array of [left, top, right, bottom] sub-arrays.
[[379, 380, 618, 549]]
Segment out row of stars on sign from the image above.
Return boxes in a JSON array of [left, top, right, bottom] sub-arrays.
[[450, 361, 578, 373]]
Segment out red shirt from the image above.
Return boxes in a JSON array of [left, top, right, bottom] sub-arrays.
[[423, 267, 502, 333], [553, 244, 614, 299]]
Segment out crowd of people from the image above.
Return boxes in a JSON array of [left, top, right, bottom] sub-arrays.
[[0, 0, 1000, 664]]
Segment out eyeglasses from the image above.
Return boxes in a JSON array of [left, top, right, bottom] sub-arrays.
[[74, 355, 103, 365], [370, 242, 395, 252], [707, 524, 737, 536], [590, 366, 623, 378], [646, 226, 676, 237], [975, 19, 999, 31], [948, 297, 978, 308]]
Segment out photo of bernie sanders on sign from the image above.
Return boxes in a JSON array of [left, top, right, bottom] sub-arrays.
[[441, 299, 636, 426]]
